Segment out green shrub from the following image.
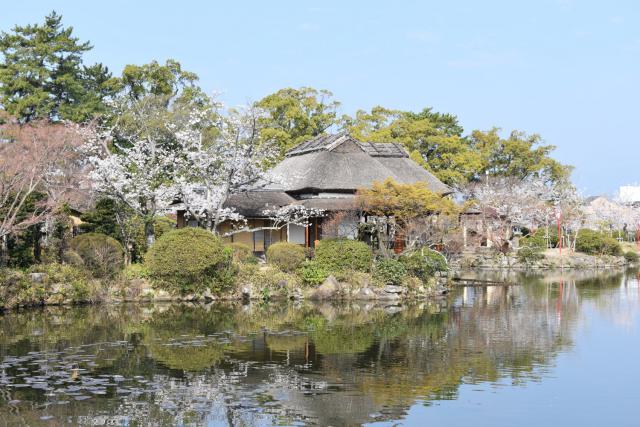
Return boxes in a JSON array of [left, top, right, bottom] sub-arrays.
[[399, 248, 448, 282], [146, 228, 234, 294], [237, 264, 301, 291], [266, 242, 306, 272], [62, 250, 84, 267], [154, 216, 177, 239], [343, 271, 381, 288], [0, 269, 33, 306], [373, 258, 407, 286], [624, 251, 639, 263], [121, 263, 151, 280], [314, 239, 373, 274], [0, 264, 97, 307], [70, 233, 124, 278], [521, 228, 558, 250], [402, 275, 424, 290], [29, 262, 89, 284], [575, 229, 622, 256], [299, 261, 329, 286], [243, 255, 260, 264], [227, 242, 253, 263], [517, 246, 545, 264], [28, 263, 95, 302]]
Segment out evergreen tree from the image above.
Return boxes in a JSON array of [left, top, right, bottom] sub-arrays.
[[0, 11, 117, 122], [256, 87, 340, 156]]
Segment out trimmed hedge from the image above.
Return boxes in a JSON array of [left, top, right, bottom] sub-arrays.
[[266, 242, 306, 272], [399, 248, 447, 282], [575, 229, 622, 256], [70, 233, 124, 278], [624, 251, 639, 263], [373, 258, 407, 286], [314, 239, 373, 274], [146, 228, 234, 294]]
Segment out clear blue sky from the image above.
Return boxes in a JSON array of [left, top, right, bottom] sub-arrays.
[[2, 0, 638, 195]]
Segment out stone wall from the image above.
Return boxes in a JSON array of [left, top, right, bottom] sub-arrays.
[[449, 248, 629, 271]]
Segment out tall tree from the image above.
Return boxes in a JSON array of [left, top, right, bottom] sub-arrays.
[[84, 105, 180, 248], [343, 106, 481, 187], [0, 11, 117, 122], [255, 87, 340, 156], [469, 128, 570, 183], [344, 106, 570, 187], [463, 176, 555, 251], [85, 60, 217, 248], [0, 116, 86, 264], [106, 59, 216, 149], [118, 59, 201, 103], [174, 104, 280, 232]]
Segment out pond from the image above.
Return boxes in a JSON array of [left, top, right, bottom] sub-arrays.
[[1, 269, 640, 426]]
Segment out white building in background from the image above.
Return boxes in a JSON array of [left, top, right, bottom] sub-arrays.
[[618, 185, 640, 205]]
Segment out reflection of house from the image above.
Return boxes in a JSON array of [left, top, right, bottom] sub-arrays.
[[176, 132, 450, 253]]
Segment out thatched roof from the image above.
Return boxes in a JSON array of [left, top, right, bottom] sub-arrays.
[[297, 195, 359, 211], [223, 191, 296, 217], [270, 132, 451, 195], [222, 133, 451, 217]]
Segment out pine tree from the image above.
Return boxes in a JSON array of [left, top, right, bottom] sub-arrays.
[[0, 11, 116, 122]]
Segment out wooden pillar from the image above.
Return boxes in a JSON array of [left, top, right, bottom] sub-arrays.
[[463, 224, 468, 248], [176, 210, 186, 228], [305, 224, 309, 248]]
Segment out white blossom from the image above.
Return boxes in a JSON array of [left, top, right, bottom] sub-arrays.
[[173, 104, 280, 231], [262, 204, 325, 229]]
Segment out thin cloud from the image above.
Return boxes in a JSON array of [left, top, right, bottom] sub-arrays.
[[406, 30, 440, 44]]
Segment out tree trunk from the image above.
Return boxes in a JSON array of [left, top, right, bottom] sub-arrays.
[[33, 226, 42, 264], [0, 235, 8, 267], [377, 228, 392, 258], [145, 220, 155, 248], [123, 243, 132, 266]]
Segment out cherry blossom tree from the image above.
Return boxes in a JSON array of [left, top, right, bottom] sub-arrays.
[[261, 204, 325, 233], [548, 182, 584, 250], [464, 176, 553, 250], [0, 117, 86, 264], [83, 97, 184, 247], [174, 104, 326, 235], [86, 97, 320, 246], [174, 104, 282, 232]]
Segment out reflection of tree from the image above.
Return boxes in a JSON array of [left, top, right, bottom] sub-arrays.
[[0, 271, 632, 426]]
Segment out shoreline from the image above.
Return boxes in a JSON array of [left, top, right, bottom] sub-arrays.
[[0, 275, 451, 312], [1, 246, 635, 312], [2, 263, 636, 312]]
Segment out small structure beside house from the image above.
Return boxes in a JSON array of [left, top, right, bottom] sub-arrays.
[[176, 132, 450, 253], [459, 205, 510, 249]]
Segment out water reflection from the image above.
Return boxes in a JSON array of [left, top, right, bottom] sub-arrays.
[[0, 269, 638, 426]]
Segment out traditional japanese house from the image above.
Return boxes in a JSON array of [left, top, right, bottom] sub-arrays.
[[176, 132, 451, 253]]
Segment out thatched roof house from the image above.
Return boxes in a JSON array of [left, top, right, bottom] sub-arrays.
[[179, 132, 451, 252], [268, 132, 450, 195]]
